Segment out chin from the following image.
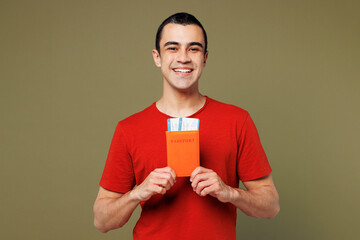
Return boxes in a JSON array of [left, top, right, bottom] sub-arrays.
[[165, 77, 199, 92], [174, 85, 199, 93]]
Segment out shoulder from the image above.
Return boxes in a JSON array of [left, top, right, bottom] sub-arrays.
[[206, 97, 249, 119], [117, 103, 158, 130]]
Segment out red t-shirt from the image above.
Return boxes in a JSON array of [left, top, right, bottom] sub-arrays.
[[100, 97, 272, 240]]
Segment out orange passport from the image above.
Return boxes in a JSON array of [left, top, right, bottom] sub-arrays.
[[166, 130, 199, 177]]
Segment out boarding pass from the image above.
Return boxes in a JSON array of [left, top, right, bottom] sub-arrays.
[[167, 117, 200, 131]]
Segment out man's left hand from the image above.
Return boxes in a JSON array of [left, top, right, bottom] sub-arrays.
[[190, 167, 234, 203]]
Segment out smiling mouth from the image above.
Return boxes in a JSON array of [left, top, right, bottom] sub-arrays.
[[173, 68, 193, 73]]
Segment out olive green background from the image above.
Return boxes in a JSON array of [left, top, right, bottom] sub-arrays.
[[1, 0, 359, 239]]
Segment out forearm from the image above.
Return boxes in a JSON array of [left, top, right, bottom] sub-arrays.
[[93, 190, 140, 233], [94, 167, 177, 233], [229, 185, 280, 219]]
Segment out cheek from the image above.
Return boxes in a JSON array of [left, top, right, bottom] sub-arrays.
[[194, 56, 205, 66], [161, 57, 173, 68]]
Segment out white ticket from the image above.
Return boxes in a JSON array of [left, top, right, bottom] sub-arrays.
[[167, 117, 199, 131]]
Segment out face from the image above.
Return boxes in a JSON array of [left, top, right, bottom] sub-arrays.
[[152, 23, 208, 92]]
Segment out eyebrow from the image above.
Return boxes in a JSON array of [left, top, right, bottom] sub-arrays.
[[164, 41, 179, 47], [163, 41, 204, 49]]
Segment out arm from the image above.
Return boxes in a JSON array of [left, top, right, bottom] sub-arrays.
[[93, 167, 176, 233], [93, 187, 137, 233], [190, 167, 280, 219]]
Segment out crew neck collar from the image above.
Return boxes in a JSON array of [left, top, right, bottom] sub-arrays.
[[153, 96, 210, 118]]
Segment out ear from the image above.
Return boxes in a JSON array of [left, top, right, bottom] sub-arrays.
[[152, 49, 161, 67], [203, 51, 209, 66]]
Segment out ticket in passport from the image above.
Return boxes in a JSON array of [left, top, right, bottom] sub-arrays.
[[167, 117, 200, 131]]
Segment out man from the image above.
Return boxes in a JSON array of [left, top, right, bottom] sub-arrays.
[[93, 12, 279, 240]]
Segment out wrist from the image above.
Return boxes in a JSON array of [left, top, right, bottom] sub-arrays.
[[128, 187, 142, 203], [227, 186, 240, 204]]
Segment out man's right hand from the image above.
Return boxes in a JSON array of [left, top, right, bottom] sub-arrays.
[[130, 167, 176, 201]]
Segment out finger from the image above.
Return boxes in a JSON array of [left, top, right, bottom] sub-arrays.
[[150, 178, 173, 190], [194, 179, 216, 195], [191, 172, 215, 189], [190, 167, 211, 182], [150, 172, 175, 186], [155, 167, 177, 182], [136, 179, 169, 201], [167, 167, 177, 181], [152, 185, 166, 195], [159, 186, 166, 195], [142, 184, 165, 198], [200, 185, 216, 197], [161, 167, 177, 181], [190, 167, 204, 182]]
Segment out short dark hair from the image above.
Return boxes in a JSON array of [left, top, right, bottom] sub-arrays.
[[155, 12, 208, 55]]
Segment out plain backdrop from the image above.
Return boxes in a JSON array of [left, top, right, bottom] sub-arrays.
[[1, 0, 359, 239]]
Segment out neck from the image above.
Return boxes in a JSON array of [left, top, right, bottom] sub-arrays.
[[157, 83, 206, 118]]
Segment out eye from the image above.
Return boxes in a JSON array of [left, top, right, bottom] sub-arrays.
[[189, 48, 200, 52], [167, 47, 177, 51]]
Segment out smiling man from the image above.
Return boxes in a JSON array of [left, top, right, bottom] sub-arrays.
[[93, 12, 279, 240]]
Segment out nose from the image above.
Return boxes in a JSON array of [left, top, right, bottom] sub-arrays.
[[176, 49, 191, 63]]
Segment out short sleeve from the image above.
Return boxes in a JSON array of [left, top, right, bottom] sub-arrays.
[[237, 113, 272, 182], [99, 123, 135, 193]]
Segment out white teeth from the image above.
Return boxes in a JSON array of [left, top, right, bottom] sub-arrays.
[[174, 69, 192, 73]]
